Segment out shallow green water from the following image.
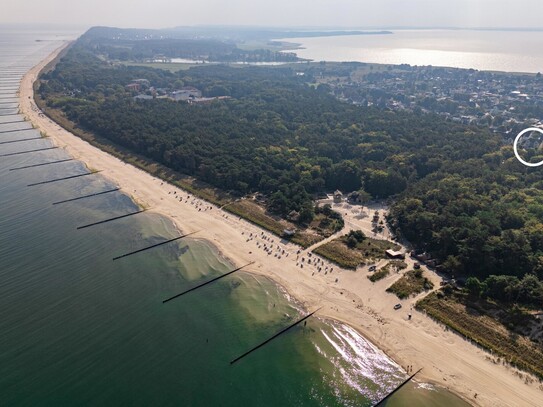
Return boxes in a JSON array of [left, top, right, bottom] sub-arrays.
[[0, 28, 471, 406]]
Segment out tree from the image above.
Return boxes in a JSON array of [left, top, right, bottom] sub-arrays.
[[465, 277, 483, 298], [268, 191, 288, 214], [322, 203, 332, 216], [346, 235, 358, 248], [442, 255, 464, 275], [299, 203, 315, 224], [356, 189, 372, 204], [348, 230, 366, 242]]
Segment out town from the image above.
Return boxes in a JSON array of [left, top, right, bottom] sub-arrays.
[[313, 63, 543, 142]]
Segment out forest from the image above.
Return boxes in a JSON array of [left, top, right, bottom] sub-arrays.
[[39, 37, 543, 307]]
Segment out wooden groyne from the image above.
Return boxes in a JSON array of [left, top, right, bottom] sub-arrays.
[[0, 146, 57, 157], [0, 137, 41, 145], [0, 128, 32, 134], [230, 307, 322, 365], [163, 262, 255, 303], [373, 368, 422, 407], [112, 230, 200, 261], [10, 158, 74, 171], [52, 187, 119, 204], [0, 119, 26, 124], [27, 171, 100, 187], [77, 209, 146, 230]]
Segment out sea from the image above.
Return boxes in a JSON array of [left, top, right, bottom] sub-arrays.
[[281, 29, 543, 73], [0, 26, 470, 406]]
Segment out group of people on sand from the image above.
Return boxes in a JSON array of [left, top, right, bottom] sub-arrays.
[[167, 188, 215, 213], [158, 178, 340, 281]]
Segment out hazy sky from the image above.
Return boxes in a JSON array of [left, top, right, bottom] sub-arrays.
[[3, 0, 543, 29]]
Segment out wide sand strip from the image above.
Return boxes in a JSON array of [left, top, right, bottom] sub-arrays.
[[19, 43, 543, 407]]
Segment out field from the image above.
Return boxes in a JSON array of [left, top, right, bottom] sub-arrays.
[[386, 269, 434, 299], [368, 261, 407, 282], [313, 235, 399, 269]]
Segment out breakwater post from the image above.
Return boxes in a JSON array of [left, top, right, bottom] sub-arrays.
[[27, 171, 101, 187], [163, 262, 255, 303], [77, 209, 146, 230], [0, 146, 57, 157], [230, 307, 322, 365], [52, 187, 119, 204], [373, 368, 422, 407], [10, 158, 74, 171], [112, 231, 200, 261]]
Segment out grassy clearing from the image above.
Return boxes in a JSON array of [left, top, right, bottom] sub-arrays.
[[313, 239, 364, 269], [368, 261, 407, 282], [417, 291, 543, 379], [387, 269, 434, 299], [369, 268, 389, 282], [313, 235, 399, 270], [309, 213, 343, 237]]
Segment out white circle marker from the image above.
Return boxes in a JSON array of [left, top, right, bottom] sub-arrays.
[[513, 127, 543, 167]]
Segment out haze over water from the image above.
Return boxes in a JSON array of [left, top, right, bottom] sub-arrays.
[[0, 27, 470, 406], [283, 30, 543, 73]]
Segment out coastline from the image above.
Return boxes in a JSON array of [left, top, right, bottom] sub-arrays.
[[278, 29, 543, 74], [20, 43, 543, 407]]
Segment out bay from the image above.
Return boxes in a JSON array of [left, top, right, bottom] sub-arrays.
[[281, 29, 543, 73]]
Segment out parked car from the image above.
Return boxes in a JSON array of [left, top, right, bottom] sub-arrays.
[[394, 303, 402, 310]]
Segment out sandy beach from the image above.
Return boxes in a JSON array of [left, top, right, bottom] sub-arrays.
[[19, 43, 543, 407]]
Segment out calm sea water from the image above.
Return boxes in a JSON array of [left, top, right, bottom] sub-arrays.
[[282, 29, 543, 73], [0, 27, 470, 406]]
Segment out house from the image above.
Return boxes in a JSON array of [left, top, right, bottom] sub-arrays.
[[132, 78, 150, 87], [385, 249, 405, 259], [125, 83, 141, 92], [134, 94, 153, 101], [347, 191, 367, 204], [283, 228, 296, 237], [287, 210, 300, 222], [170, 87, 202, 102], [181, 86, 202, 97], [333, 190, 343, 203]]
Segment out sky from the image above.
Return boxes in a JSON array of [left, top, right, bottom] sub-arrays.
[[2, 0, 543, 30]]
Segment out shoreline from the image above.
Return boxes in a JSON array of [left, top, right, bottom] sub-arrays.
[[20, 43, 543, 407]]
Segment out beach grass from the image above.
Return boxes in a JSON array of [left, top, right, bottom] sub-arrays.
[[313, 236, 399, 269], [368, 268, 390, 282], [386, 269, 434, 299], [224, 200, 323, 248], [417, 291, 543, 380], [368, 261, 407, 282]]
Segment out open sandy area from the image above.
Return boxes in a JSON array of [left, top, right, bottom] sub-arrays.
[[18, 43, 543, 407]]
